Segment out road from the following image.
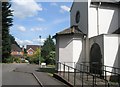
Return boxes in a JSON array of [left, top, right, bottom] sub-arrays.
[[2, 63, 39, 85], [2, 63, 68, 87]]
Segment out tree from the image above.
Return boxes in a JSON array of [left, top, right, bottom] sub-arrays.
[[2, 2, 13, 62], [46, 51, 55, 65], [29, 48, 44, 64], [41, 35, 55, 64], [9, 34, 19, 47]]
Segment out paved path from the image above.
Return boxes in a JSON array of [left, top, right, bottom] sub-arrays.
[[2, 63, 68, 86]]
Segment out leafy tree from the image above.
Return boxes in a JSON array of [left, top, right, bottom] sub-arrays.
[[46, 51, 55, 65], [2, 2, 13, 62], [29, 48, 44, 64], [41, 35, 55, 64]]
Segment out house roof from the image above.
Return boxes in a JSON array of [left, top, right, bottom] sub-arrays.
[[11, 44, 22, 52], [26, 45, 40, 51], [53, 25, 85, 38]]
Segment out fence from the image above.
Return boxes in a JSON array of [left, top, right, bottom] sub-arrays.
[[57, 61, 120, 87]]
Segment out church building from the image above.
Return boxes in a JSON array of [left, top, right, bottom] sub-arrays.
[[54, 0, 120, 75]]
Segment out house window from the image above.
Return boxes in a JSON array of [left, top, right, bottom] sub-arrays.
[[29, 51, 33, 55]]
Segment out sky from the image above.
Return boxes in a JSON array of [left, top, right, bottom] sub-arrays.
[[9, 0, 73, 47]]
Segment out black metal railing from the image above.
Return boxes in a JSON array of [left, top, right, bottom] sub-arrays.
[[57, 61, 120, 87]]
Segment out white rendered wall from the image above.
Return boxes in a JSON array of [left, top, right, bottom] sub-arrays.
[[104, 34, 120, 75], [59, 35, 73, 64], [118, 6, 120, 28], [73, 37, 83, 63], [70, 2, 88, 35], [88, 7, 98, 38], [88, 5, 119, 38], [57, 35, 73, 71], [99, 6, 119, 34], [57, 34, 84, 71]]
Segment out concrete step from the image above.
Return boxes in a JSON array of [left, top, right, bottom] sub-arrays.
[[54, 72, 119, 87]]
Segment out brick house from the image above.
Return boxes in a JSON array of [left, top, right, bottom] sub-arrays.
[[26, 45, 40, 56], [11, 44, 24, 57]]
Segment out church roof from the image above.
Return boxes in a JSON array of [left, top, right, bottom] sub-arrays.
[[54, 25, 85, 38]]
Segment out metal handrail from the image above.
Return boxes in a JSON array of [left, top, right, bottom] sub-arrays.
[[63, 62, 120, 75], [57, 61, 120, 87]]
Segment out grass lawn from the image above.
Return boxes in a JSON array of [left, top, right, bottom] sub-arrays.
[[37, 65, 56, 75]]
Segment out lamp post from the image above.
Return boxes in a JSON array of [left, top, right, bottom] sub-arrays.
[[39, 35, 41, 66]]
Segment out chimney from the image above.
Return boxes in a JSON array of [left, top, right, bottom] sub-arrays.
[[22, 45, 24, 53], [71, 25, 78, 33]]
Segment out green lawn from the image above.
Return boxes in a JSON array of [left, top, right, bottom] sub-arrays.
[[37, 65, 56, 74]]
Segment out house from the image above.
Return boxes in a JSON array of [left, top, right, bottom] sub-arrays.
[[26, 45, 40, 56], [55, 0, 120, 75], [11, 44, 24, 57]]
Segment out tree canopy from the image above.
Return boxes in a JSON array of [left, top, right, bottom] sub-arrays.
[[10, 34, 20, 47], [41, 35, 55, 64], [2, 2, 13, 62]]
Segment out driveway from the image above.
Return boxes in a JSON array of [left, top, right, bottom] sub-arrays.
[[2, 63, 68, 87]]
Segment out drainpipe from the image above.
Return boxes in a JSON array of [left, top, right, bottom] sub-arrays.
[[97, 2, 101, 35]]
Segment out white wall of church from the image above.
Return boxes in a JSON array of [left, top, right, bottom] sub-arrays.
[[73, 36, 83, 64], [58, 35, 73, 63], [104, 34, 120, 74], [88, 7, 98, 38], [99, 6, 119, 34], [70, 2, 88, 35], [88, 5, 119, 38], [118, 6, 120, 28], [57, 35, 73, 71], [56, 34, 84, 71]]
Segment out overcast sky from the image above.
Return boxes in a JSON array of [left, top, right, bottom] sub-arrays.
[[10, 0, 73, 47]]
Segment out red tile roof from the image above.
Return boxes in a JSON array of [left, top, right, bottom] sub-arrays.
[[26, 45, 40, 51]]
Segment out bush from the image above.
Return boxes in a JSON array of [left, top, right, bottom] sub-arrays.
[[4, 57, 13, 63], [13, 57, 21, 63], [27, 56, 44, 64]]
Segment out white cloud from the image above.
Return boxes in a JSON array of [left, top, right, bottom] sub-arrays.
[[53, 17, 69, 25], [12, 0, 43, 18], [17, 26, 26, 32], [60, 5, 70, 13], [15, 38, 33, 46], [30, 27, 46, 31], [50, 2, 58, 6], [32, 38, 46, 45], [37, 17, 45, 22]]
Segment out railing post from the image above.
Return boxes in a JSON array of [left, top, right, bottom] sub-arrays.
[[118, 74, 120, 87], [94, 69, 96, 86], [105, 67, 107, 87], [108, 82, 110, 87], [63, 63, 65, 77], [93, 75, 95, 87], [87, 65, 88, 81], [68, 66, 69, 82], [74, 69, 76, 86], [60, 62, 61, 75], [80, 64, 82, 78], [82, 71, 83, 87]]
